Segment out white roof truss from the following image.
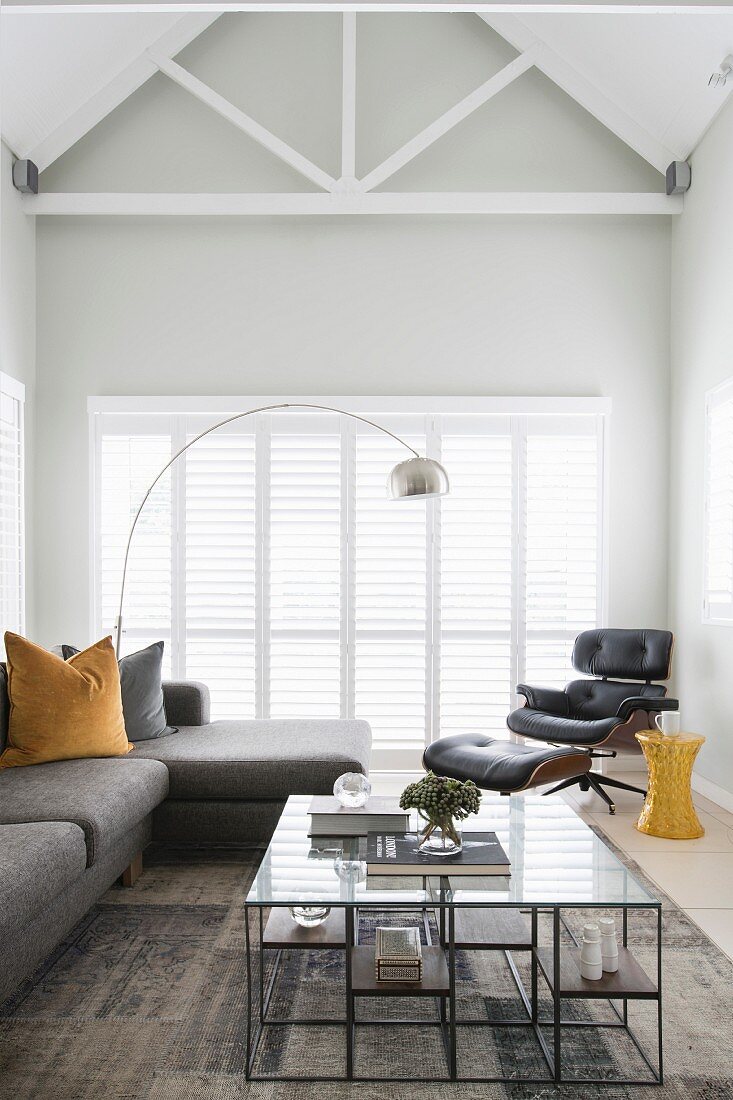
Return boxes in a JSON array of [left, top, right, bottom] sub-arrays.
[[23, 13, 221, 172], [480, 14, 679, 171], [149, 50, 339, 190], [17, 10, 683, 215], [358, 47, 538, 191]]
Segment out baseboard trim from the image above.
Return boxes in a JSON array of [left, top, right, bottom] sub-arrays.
[[691, 772, 733, 814]]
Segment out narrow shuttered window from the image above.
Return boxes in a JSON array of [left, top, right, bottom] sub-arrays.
[[704, 380, 733, 624], [0, 373, 25, 650], [93, 401, 606, 767]]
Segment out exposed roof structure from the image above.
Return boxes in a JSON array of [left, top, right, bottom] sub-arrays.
[[2, 8, 731, 214]]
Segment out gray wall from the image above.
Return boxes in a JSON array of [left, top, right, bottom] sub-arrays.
[[1, 141, 36, 637], [670, 96, 733, 808]]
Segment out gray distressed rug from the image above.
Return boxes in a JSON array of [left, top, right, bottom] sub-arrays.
[[0, 835, 731, 1100]]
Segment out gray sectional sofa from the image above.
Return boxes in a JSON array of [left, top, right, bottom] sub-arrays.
[[0, 671, 371, 1005]]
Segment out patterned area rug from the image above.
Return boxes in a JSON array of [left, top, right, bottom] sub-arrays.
[[0, 835, 731, 1100]]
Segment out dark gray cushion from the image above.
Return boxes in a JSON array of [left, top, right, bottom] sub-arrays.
[[131, 719, 371, 800], [60, 641, 175, 742], [0, 665, 8, 755], [0, 821, 87, 940], [0, 757, 169, 866]]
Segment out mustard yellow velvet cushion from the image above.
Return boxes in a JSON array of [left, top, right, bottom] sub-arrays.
[[0, 633, 132, 769]]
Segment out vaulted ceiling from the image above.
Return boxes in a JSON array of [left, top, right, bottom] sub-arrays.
[[2, 9, 731, 166], [2, 9, 731, 216]]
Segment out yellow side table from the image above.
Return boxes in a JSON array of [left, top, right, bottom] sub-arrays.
[[635, 731, 705, 839]]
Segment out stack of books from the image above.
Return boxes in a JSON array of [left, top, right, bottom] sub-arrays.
[[308, 796, 410, 837], [375, 926, 423, 982]]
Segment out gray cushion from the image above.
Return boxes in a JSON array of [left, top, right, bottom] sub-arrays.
[[0, 821, 87, 940], [0, 757, 169, 866], [131, 719, 371, 800], [60, 641, 175, 742]]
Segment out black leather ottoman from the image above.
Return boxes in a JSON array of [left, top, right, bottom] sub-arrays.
[[423, 733, 591, 795]]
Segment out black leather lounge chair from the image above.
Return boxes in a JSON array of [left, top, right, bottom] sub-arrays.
[[424, 629, 679, 815]]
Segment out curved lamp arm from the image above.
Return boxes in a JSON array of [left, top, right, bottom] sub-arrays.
[[114, 402, 425, 656]]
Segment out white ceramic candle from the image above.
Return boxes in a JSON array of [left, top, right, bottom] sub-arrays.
[[599, 917, 619, 973], [580, 922, 603, 980]]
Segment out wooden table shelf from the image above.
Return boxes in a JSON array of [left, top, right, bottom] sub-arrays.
[[350, 945, 450, 997], [537, 945, 657, 999], [451, 906, 532, 950], [263, 906, 346, 949]]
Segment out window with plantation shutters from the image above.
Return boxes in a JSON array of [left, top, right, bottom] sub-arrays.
[[92, 399, 606, 768], [523, 420, 601, 686], [704, 379, 733, 624], [0, 373, 24, 651]]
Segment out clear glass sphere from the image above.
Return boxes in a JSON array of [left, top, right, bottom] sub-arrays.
[[333, 772, 371, 808]]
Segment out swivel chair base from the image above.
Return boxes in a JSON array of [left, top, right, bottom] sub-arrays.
[[544, 769, 647, 815]]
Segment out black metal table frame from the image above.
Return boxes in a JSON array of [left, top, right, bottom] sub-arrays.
[[244, 888, 663, 1086]]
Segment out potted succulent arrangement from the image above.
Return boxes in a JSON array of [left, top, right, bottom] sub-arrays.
[[400, 772, 482, 856]]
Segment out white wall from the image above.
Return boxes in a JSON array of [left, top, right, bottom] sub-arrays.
[[1, 141, 36, 636], [670, 97, 733, 807], [35, 214, 671, 647]]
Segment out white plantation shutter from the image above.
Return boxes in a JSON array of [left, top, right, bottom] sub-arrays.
[[439, 423, 513, 736], [184, 421, 257, 718], [704, 381, 733, 623], [523, 422, 601, 688], [0, 374, 24, 647], [268, 420, 342, 718], [354, 424, 427, 752], [98, 424, 172, 675], [94, 401, 605, 758]]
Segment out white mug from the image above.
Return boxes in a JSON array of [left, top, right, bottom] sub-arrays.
[[655, 711, 681, 737]]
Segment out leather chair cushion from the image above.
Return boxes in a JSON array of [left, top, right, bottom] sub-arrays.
[[507, 708, 619, 746], [564, 679, 665, 721], [572, 629, 672, 681], [423, 733, 589, 792]]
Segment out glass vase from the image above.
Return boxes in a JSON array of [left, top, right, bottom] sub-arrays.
[[289, 905, 331, 928], [418, 818, 462, 856]]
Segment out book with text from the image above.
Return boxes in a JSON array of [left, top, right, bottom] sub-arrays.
[[366, 831, 510, 876]]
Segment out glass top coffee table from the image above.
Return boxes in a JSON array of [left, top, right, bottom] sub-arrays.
[[245, 793, 662, 1086]]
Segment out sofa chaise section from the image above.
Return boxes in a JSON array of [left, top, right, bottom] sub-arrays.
[[136, 683, 372, 842]]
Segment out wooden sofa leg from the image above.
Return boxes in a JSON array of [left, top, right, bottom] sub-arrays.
[[121, 852, 143, 887]]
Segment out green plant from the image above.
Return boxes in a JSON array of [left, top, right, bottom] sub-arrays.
[[399, 772, 481, 847]]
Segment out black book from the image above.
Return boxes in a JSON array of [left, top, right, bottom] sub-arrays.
[[366, 831, 511, 876]]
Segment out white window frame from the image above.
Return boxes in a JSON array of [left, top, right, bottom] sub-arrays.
[[89, 395, 609, 766], [0, 371, 26, 642], [703, 377, 733, 625]]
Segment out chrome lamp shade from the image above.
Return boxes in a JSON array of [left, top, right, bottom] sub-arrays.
[[388, 456, 450, 500]]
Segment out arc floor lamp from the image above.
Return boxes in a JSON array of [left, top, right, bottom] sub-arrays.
[[115, 402, 450, 657]]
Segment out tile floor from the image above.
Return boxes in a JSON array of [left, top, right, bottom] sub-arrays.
[[371, 768, 733, 962]]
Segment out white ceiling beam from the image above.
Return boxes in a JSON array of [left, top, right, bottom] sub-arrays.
[[23, 191, 683, 216], [340, 13, 357, 183], [23, 14, 220, 173], [149, 51, 337, 191], [479, 14, 679, 173], [359, 50, 536, 192]]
